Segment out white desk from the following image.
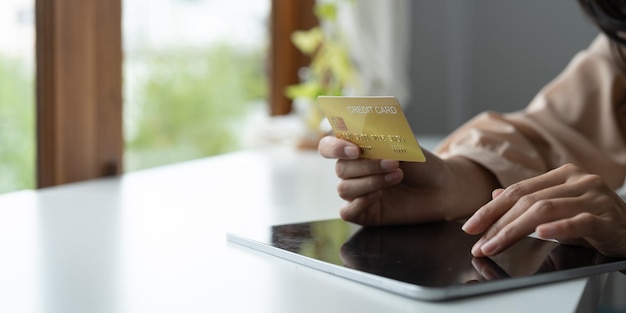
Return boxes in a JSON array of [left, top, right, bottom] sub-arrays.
[[0, 148, 607, 313]]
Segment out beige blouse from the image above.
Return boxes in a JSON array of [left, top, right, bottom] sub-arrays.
[[435, 35, 626, 189]]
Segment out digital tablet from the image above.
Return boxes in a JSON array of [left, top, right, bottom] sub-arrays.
[[226, 219, 626, 301]]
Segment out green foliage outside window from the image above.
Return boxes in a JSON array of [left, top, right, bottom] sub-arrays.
[[0, 42, 266, 194], [0, 54, 35, 194], [124, 43, 267, 171]]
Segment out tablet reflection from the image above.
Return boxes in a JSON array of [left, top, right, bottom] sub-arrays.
[[269, 220, 619, 288], [339, 222, 484, 287], [339, 222, 614, 286], [479, 241, 609, 280]]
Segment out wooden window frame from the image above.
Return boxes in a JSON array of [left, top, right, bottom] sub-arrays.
[[269, 0, 318, 116], [34, 0, 314, 188], [36, 0, 123, 188]]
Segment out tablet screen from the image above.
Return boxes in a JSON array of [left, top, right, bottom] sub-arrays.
[[228, 219, 626, 300]]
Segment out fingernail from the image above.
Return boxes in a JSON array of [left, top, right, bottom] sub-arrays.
[[471, 238, 485, 256], [344, 146, 359, 158], [536, 225, 556, 239], [481, 239, 499, 256], [462, 218, 476, 233], [380, 159, 398, 171], [384, 170, 402, 183]]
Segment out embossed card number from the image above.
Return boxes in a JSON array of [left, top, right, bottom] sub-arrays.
[[318, 96, 426, 162]]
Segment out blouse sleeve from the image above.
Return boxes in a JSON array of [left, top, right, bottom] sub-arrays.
[[435, 35, 626, 189]]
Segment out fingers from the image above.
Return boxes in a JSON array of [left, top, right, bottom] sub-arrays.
[[470, 197, 582, 257], [336, 164, 403, 200], [319, 135, 409, 225], [336, 158, 400, 179], [319, 136, 403, 202], [535, 212, 621, 256], [535, 212, 598, 240], [339, 191, 382, 224], [318, 136, 360, 159], [462, 164, 608, 258], [463, 168, 570, 235], [320, 135, 403, 199]]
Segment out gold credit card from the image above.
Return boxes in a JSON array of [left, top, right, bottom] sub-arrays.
[[318, 96, 426, 162]]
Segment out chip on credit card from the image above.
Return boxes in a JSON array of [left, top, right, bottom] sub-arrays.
[[318, 96, 426, 162]]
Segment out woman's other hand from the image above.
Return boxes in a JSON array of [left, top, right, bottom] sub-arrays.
[[463, 163, 626, 258]]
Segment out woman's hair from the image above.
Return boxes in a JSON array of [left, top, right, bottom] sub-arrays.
[[579, 0, 626, 45]]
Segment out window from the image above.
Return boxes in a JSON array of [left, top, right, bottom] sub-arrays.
[[123, 0, 271, 171], [0, 0, 35, 194], [24, 0, 316, 191]]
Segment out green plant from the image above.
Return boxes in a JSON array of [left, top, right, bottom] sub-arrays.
[[285, 1, 357, 102], [283, 1, 357, 134]]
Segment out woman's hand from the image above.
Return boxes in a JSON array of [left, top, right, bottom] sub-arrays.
[[318, 136, 498, 226], [463, 163, 626, 258]]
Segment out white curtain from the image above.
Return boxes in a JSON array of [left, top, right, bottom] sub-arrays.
[[336, 0, 412, 107]]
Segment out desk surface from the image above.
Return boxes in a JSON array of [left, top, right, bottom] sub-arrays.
[[0, 148, 606, 313]]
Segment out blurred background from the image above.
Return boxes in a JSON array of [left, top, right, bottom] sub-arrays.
[[1, 0, 270, 193], [406, 1, 597, 133], [0, 0, 600, 193]]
